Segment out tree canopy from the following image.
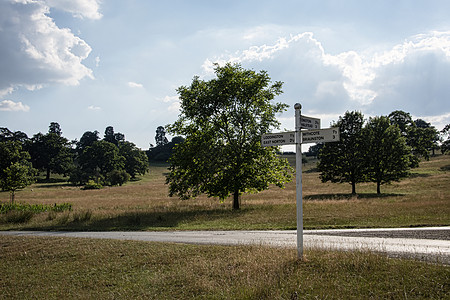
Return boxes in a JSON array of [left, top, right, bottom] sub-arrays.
[[363, 116, 413, 194], [166, 63, 292, 209], [318, 111, 366, 194]]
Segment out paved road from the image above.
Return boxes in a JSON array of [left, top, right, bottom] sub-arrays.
[[1, 227, 449, 264]]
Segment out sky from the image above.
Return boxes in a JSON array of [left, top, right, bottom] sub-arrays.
[[1, 0, 450, 151]]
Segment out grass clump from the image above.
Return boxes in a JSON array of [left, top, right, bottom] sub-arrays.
[[0, 236, 448, 299]]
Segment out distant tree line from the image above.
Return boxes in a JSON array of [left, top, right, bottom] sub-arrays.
[[146, 126, 185, 162], [0, 123, 150, 198], [317, 110, 445, 194]]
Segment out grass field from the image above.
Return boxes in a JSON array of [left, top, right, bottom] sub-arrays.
[[1, 235, 449, 299], [1, 155, 449, 231], [1, 155, 449, 299]]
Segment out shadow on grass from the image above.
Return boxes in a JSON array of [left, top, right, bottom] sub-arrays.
[[21, 207, 254, 231], [408, 173, 432, 179], [304, 193, 405, 201], [33, 183, 74, 189]]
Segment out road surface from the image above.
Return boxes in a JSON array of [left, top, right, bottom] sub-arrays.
[[1, 227, 449, 264]]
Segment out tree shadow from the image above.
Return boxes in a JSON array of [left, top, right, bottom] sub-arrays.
[[33, 183, 74, 189], [304, 193, 405, 201], [440, 164, 450, 171], [21, 207, 250, 231], [408, 173, 432, 179]]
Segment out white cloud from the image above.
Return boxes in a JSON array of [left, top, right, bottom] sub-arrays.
[[95, 56, 100, 67], [161, 95, 179, 103], [44, 0, 102, 20], [0, 100, 30, 112], [87, 105, 101, 110], [168, 101, 181, 113], [128, 81, 144, 88], [0, 0, 95, 96], [202, 30, 450, 118]]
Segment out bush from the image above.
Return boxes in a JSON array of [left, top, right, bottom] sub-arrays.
[[4, 210, 34, 223], [73, 209, 92, 222], [0, 202, 72, 214], [107, 170, 130, 186], [83, 180, 103, 190]]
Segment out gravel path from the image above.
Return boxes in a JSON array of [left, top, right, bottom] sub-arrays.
[[304, 227, 450, 240]]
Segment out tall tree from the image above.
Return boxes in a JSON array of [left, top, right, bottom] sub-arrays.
[[441, 124, 450, 154], [0, 127, 28, 143], [155, 126, 169, 147], [26, 123, 74, 180], [76, 130, 100, 154], [166, 63, 292, 210], [318, 111, 366, 194], [104, 126, 125, 146], [48, 122, 62, 136], [118, 141, 149, 178], [363, 116, 413, 194], [77, 140, 125, 184]]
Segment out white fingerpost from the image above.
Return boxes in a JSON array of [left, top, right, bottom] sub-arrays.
[[294, 103, 303, 259]]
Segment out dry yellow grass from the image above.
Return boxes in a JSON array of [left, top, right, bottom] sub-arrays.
[[1, 155, 449, 230]]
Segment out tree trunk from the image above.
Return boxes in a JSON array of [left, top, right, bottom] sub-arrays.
[[46, 167, 51, 181], [10, 191, 15, 204], [351, 181, 356, 195], [232, 190, 240, 210], [377, 181, 381, 194]]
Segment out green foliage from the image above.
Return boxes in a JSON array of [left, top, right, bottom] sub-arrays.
[[167, 63, 292, 209], [363, 116, 413, 194], [318, 111, 366, 194], [1, 162, 36, 203], [0, 202, 72, 214], [107, 169, 130, 186], [118, 141, 149, 178], [147, 136, 185, 162], [26, 123, 74, 180], [388, 111, 439, 161], [83, 180, 103, 190], [76, 140, 125, 184], [440, 124, 450, 154]]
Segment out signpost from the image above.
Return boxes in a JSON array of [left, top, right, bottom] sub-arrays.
[[261, 103, 340, 259], [301, 127, 340, 144], [300, 115, 321, 130], [261, 131, 295, 147]]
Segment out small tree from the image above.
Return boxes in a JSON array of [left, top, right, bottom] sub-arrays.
[[363, 116, 413, 194], [166, 63, 292, 209], [1, 162, 35, 203], [318, 111, 366, 194], [441, 124, 450, 154]]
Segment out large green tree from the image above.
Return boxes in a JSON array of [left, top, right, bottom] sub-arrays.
[[363, 116, 413, 194], [77, 140, 125, 184], [26, 123, 74, 180], [166, 63, 292, 210], [318, 111, 366, 194], [118, 141, 149, 179], [388, 111, 438, 162]]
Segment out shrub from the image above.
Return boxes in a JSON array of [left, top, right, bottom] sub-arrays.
[[83, 180, 103, 190], [107, 170, 130, 186], [4, 210, 34, 223], [73, 209, 92, 222]]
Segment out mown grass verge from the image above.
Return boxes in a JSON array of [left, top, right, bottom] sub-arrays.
[[1, 235, 448, 299]]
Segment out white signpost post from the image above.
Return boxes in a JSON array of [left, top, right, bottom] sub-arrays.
[[261, 103, 340, 259]]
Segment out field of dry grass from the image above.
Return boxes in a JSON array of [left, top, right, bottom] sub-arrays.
[[1, 235, 448, 299], [1, 155, 449, 231]]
